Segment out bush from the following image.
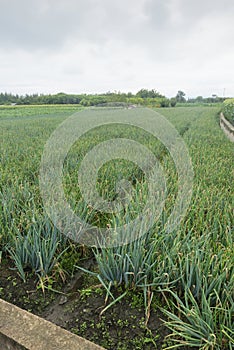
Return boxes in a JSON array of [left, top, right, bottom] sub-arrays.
[[160, 98, 170, 108], [170, 98, 177, 107], [222, 99, 234, 125]]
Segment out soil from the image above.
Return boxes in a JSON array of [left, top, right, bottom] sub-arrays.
[[0, 257, 188, 350]]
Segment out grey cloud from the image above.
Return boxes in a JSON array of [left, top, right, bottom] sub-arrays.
[[0, 0, 233, 96], [145, 0, 234, 28], [178, 0, 234, 19], [0, 0, 181, 52], [1, 0, 234, 54], [141, 0, 234, 46], [0, 0, 109, 50], [0, 0, 231, 53]]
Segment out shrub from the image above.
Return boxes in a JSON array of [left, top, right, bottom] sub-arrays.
[[170, 98, 177, 107], [160, 98, 170, 108], [222, 99, 234, 125]]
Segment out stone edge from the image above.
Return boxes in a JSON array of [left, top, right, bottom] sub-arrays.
[[0, 298, 105, 350], [220, 113, 234, 142]]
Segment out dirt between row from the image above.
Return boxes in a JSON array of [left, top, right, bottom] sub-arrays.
[[0, 258, 193, 350]]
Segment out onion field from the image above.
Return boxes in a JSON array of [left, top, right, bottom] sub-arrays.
[[0, 105, 233, 349]]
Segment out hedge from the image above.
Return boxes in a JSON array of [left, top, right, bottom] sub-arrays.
[[222, 99, 234, 125]]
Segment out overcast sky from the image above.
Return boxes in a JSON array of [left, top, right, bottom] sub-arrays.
[[0, 0, 233, 98]]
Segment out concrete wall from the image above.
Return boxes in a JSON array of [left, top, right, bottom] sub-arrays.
[[0, 298, 105, 350], [220, 113, 234, 142]]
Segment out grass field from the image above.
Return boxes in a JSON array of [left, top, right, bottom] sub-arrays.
[[0, 105, 233, 349]]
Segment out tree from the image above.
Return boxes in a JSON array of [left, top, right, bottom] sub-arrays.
[[170, 98, 177, 107], [136, 89, 164, 99], [176, 90, 186, 103], [195, 96, 203, 103]]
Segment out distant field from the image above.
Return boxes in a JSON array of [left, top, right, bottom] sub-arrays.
[[0, 105, 233, 349], [0, 104, 82, 119]]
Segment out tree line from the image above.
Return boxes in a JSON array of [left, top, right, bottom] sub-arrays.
[[0, 90, 225, 107]]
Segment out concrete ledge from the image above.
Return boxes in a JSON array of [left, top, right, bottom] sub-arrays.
[[220, 113, 234, 142], [0, 298, 105, 350]]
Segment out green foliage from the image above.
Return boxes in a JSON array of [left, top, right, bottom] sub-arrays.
[[176, 90, 186, 103], [222, 99, 234, 125], [187, 96, 225, 104], [162, 288, 234, 349], [0, 104, 81, 119], [92, 232, 157, 289], [136, 88, 164, 99], [0, 90, 165, 106], [8, 220, 67, 281], [0, 105, 233, 348], [0, 91, 227, 108], [160, 98, 170, 107], [170, 98, 177, 107]]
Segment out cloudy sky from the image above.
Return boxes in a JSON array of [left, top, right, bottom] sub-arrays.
[[0, 0, 233, 98]]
